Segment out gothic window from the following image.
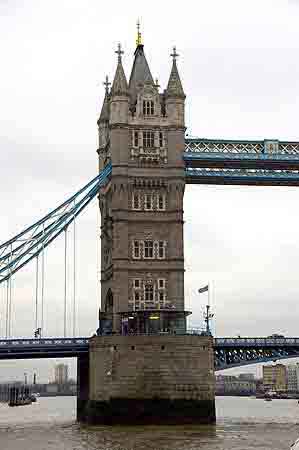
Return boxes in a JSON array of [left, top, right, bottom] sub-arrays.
[[143, 131, 155, 148], [132, 192, 141, 210], [144, 284, 154, 302], [144, 193, 154, 211], [143, 100, 154, 116], [159, 132, 163, 148], [133, 131, 139, 147], [144, 240, 154, 259], [157, 193, 166, 211], [133, 240, 141, 259], [157, 241, 166, 259], [134, 291, 140, 302]]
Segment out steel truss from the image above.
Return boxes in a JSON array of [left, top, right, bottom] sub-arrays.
[[0, 163, 112, 284], [185, 167, 299, 186], [184, 138, 299, 186], [214, 337, 299, 370]]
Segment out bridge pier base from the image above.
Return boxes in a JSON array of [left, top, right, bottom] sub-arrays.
[[77, 354, 89, 422], [79, 334, 215, 425]]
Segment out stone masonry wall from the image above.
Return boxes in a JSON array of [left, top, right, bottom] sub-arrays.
[[85, 334, 215, 424]]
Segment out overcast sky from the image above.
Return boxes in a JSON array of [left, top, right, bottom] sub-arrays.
[[1, 0, 299, 381]]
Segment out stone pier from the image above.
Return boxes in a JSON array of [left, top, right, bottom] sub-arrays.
[[78, 335, 215, 425]]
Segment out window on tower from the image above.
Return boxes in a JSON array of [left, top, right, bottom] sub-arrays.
[[144, 284, 154, 302], [133, 131, 139, 147], [157, 241, 166, 259], [134, 279, 141, 289], [157, 193, 166, 211], [133, 240, 141, 259], [143, 131, 155, 148], [144, 193, 154, 211], [143, 100, 154, 116], [159, 132, 163, 148], [144, 241, 154, 259], [158, 278, 166, 289], [132, 192, 141, 210], [159, 291, 166, 303]]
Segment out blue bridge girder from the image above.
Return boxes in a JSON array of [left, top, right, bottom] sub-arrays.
[[214, 337, 299, 370], [184, 138, 299, 186], [1, 337, 299, 371]]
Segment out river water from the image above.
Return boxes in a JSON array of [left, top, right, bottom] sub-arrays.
[[0, 396, 298, 450]]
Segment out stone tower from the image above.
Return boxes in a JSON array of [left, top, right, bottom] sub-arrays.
[[97, 38, 187, 334], [78, 32, 215, 425]]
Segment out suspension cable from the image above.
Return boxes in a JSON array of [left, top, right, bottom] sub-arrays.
[[35, 255, 39, 333], [73, 206, 76, 337], [64, 229, 67, 338], [5, 280, 9, 339], [41, 224, 45, 338], [0, 283, 4, 337], [8, 276, 12, 338]]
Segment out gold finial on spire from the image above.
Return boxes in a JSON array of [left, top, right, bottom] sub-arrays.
[[136, 19, 142, 46]]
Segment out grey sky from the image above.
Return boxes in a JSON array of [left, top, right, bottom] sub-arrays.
[[1, 0, 299, 381]]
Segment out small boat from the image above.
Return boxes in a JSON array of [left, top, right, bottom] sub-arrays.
[[264, 397, 272, 401], [290, 438, 299, 449]]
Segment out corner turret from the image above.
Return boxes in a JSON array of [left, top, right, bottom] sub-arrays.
[[165, 47, 185, 126], [110, 43, 129, 124]]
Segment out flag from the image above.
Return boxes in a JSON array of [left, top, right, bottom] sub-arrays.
[[198, 284, 209, 294]]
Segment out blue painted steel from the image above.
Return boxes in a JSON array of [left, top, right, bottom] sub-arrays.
[[185, 168, 299, 186], [184, 152, 299, 163], [1, 336, 299, 371], [214, 337, 299, 370], [0, 337, 89, 359], [0, 163, 112, 284], [184, 137, 299, 185]]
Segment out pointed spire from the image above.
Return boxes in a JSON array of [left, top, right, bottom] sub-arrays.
[[111, 43, 129, 96], [98, 75, 110, 123], [129, 35, 154, 101], [166, 46, 185, 98]]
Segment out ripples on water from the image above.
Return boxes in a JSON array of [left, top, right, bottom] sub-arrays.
[[0, 396, 298, 450]]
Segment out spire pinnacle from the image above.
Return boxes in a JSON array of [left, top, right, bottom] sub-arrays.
[[115, 43, 124, 63], [166, 46, 185, 98], [170, 46, 179, 61], [136, 19, 142, 46], [103, 75, 111, 94]]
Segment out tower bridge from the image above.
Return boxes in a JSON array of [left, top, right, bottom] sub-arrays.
[[1, 29, 299, 424]]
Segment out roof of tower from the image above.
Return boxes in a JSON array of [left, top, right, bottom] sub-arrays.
[[166, 47, 185, 98], [111, 44, 129, 96], [129, 44, 155, 100]]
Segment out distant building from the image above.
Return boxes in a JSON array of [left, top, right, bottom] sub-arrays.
[[286, 363, 299, 392], [263, 364, 287, 392], [54, 364, 68, 385], [215, 374, 256, 395]]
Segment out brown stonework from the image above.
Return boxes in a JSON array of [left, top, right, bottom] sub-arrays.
[[83, 334, 215, 424]]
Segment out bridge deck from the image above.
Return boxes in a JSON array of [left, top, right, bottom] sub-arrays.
[[1, 337, 299, 371]]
